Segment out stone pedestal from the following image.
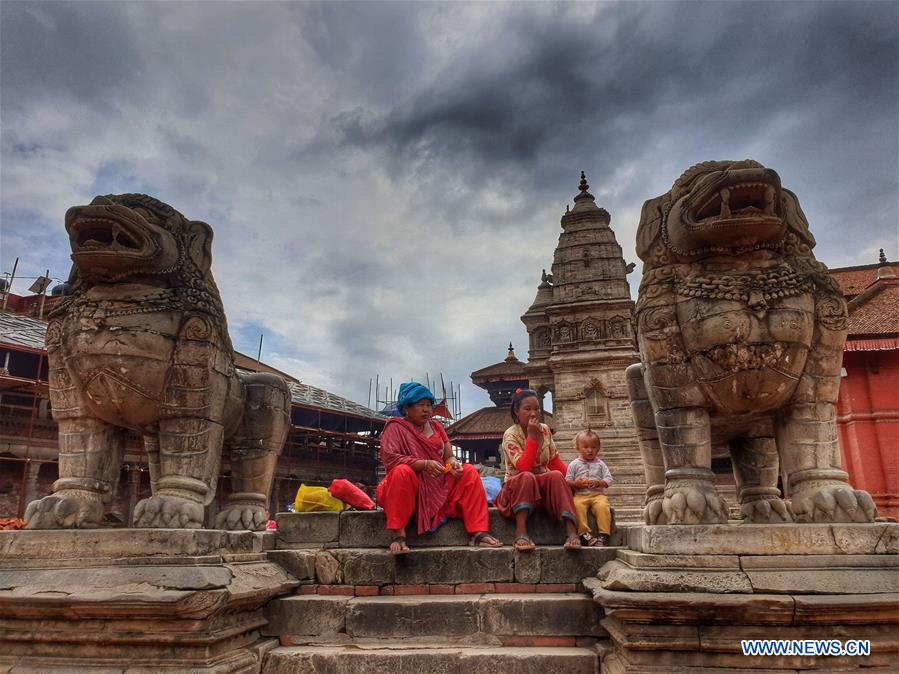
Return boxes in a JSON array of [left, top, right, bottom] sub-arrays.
[[0, 529, 298, 673], [586, 523, 899, 672]]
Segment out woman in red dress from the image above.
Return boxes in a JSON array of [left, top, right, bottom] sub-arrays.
[[376, 382, 502, 554], [495, 388, 580, 551]]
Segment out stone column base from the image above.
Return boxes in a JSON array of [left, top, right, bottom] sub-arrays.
[[586, 523, 899, 673], [0, 529, 298, 673]]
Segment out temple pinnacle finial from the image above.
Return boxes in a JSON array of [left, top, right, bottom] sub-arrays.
[[572, 170, 595, 204], [880, 248, 888, 264], [505, 342, 517, 362], [579, 171, 589, 193]]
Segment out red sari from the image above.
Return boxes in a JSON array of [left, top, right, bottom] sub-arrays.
[[377, 417, 489, 535]]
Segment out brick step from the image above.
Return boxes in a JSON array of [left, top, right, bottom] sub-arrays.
[[276, 508, 634, 549], [264, 592, 604, 643], [268, 545, 619, 588], [263, 644, 597, 674]]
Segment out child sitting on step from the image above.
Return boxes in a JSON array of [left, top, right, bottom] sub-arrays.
[[565, 430, 613, 547]]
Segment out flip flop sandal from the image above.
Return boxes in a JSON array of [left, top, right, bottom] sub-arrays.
[[580, 533, 600, 547], [563, 534, 582, 550], [513, 535, 536, 552], [470, 532, 503, 548], [389, 537, 410, 556]]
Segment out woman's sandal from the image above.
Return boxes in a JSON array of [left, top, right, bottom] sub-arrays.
[[470, 532, 503, 548], [513, 535, 536, 552], [389, 537, 410, 556], [580, 533, 600, 547], [563, 534, 582, 550]]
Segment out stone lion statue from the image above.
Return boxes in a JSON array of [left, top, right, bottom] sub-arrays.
[[626, 160, 876, 525], [25, 194, 291, 530]]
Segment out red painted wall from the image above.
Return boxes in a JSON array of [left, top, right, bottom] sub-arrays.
[[837, 349, 899, 519]]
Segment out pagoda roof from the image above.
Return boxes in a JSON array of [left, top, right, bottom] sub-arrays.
[[470, 343, 527, 384], [447, 406, 554, 441]]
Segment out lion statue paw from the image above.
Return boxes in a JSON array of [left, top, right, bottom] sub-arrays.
[[24, 490, 104, 529], [215, 504, 268, 531], [662, 481, 728, 524], [741, 497, 793, 524], [790, 484, 876, 523], [643, 494, 668, 525], [133, 495, 204, 529]]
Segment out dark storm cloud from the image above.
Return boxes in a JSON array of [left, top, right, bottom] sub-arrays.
[[0, 1, 143, 109], [334, 1, 898, 211]]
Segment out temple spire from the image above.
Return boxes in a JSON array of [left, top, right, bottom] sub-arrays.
[[505, 342, 517, 362], [880, 248, 888, 264], [573, 170, 595, 204]]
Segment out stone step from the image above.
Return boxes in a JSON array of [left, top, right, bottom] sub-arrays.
[[268, 544, 619, 587], [276, 508, 633, 549], [264, 593, 604, 641], [263, 644, 597, 674]]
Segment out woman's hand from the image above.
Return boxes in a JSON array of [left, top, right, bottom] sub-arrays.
[[526, 417, 544, 446], [448, 457, 464, 478], [419, 460, 445, 477]]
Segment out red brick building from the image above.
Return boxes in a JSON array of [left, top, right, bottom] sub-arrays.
[[831, 252, 899, 519]]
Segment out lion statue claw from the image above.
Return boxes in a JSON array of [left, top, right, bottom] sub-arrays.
[[661, 480, 728, 525], [627, 161, 876, 525], [133, 495, 205, 529], [24, 490, 104, 529], [25, 194, 291, 531]]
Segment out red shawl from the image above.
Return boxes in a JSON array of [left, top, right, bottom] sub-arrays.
[[380, 417, 449, 534]]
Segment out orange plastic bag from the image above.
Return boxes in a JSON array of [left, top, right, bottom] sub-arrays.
[[293, 484, 349, 513], [329, 479, 375, 511]]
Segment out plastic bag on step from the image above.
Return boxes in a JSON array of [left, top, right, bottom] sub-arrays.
[[293, 484, 349, 513]]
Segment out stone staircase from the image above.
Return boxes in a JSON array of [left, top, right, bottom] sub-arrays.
[[261, 509, 631, 673]]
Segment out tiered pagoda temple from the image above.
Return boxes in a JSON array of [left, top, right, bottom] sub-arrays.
[[521, 172, 646, 520], [446, 344, 553, 466]]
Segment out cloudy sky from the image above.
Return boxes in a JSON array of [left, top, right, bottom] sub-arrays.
[[2, 1, 897, 415]]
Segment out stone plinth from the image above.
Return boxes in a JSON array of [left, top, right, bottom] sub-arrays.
[[0, 529, 298, 673], [587, 523, 899, 672]]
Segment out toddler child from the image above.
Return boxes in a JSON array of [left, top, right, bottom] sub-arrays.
[[565, 430, 613, 546]]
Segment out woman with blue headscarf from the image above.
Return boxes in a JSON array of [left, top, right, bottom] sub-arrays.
[[377, 382, 502, 554]]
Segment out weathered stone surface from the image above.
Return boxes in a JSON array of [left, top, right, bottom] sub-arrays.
[[264, 595, 348, 637], [314, 551, 341, 585], [588, 582, 797, 625], [346, 595, 480, 638], [615, 549, 741, 569], [0, 528, 260, 561], [29, 194, 290, 532], [264, 645, 597, 674], [393, 547, 513, 585], [746, 568, 899, 595], [628, 523, 896, 555], [266, 550, 317, 581], [598, 559, 753, 594], [537, 547, 617, 584], [629, 160, 875, 526], [0, 529, 298, 672], [792, 593, 899, 625], [327, 508, 628, 548], [480, 593, 604, 637], [514, 549, 542, 584], [276, 512, 340, 548], [330, 549, 395, 585]]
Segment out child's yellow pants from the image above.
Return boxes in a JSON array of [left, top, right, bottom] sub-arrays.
[[573, 492, 611, 535]]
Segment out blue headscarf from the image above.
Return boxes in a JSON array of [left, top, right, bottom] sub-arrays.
[[397, 382, 436, 414]]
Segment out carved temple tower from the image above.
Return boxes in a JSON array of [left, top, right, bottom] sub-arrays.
[[522, 172, 646, 520]]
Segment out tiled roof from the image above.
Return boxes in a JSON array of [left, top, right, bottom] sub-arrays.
[[447, 405, 554, 438], [829, 262, 899, 298], [470, 359, 527, 381], [0, 311, 47, 351], [846, 281, 899, 337], [287, 381, 385, 421], [0, 311, 384, 421]]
